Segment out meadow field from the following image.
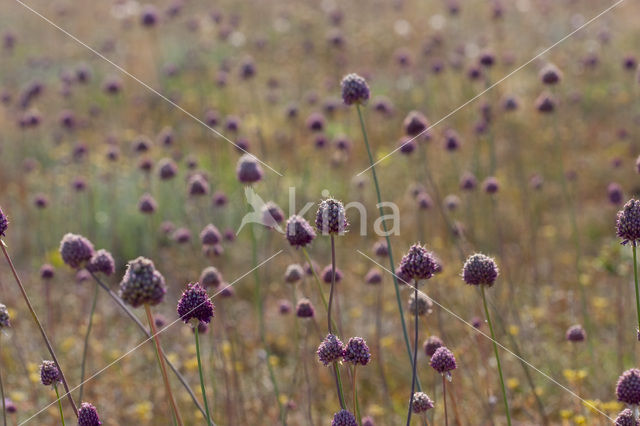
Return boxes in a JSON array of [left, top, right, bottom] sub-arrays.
[[1, 0, 640, 425]]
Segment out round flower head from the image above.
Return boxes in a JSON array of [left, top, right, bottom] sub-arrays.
[[119, 257, 167, 307], [317, 334, 345, 366], [315, 198, 349, 235], [365, 268, 382, 285], [279, 299, 292, 315], [617, 368, 640, 405], [285, 215, 316, 248], [138, 193, 157, 214], [565, 324, 586, 342], [0, 304, 10, 329], [408, 292, 433, 316], [362, 416, 375, 426], [340, 73, 370, 105], [617, 199, 640, 245], [424, 335, 444, 357], [403, 110, 429, 137], [322, 265, 343, 284], [284, 264, 304, 283], [236, 154, 264, 184], [177, 282, 214, 325], [615, 408, 638, 426], [78, 402, 102, 426], [40, 264, 55, 280], [188, 174, 209, 196], [59, 233, 94, 269], [200, 224, 222, 246], [411, 392, 435, 414], [460, 172, 477, 191], [540, 63, 562, 85], [3, 398, 15, 414], [372, 240, 389, 257], [535, 92, 556, 113], [200, 266, 223, 288], [483, 177, 500, 194], [430, 346, 457, 375], [296, 298, 315, 318], [262, 201, 285, 228], [462, 253, 499, 286], [398, 244, 438, 281], [87, 249, 115, 276], [40, 360, 61, 386], [332, 409, 358, 426], [343, 336, 371, 366], [609, 183, 624, 205]]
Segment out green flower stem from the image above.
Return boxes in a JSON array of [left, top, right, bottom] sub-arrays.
[[442, 376, 448, 426], [406, 281, 419, 426], [195, 324, 213, 425], [0, 338, 6, 426], [481, 286, 511, 426], [356, 104, 421, 392], [78, 283, 99, 403], [633, 244, 640, 334], [54, 384, 66, 426], [301, 247, 339, 333]]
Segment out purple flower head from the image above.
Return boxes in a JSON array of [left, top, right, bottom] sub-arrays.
[[188, 174, 209, 196], [138, 193, 157, 214], [34, 194, 49, 209], [158, 158, 178, 180], [617, 199, 640, 245], [200, 224, 222, 246], [536, 92, 556, 113], [284, 264, 304, 283], [460, 172, 477, 191], [177, 282, 214, 325], [306, 112, 325, 132], [40, 360, 61, 386], [296, 298, 315, 318], [362, 416, 375, 426], [200, 266, 223, 288], [565, 324, 586, 342], [262, 202, 285, 228], [430, 346, 457, 374], [212, 191, 228, 207], [279, 299, 292, 315], [398, 244, 438, 281], [78, 402, 102, 426], [617, 368, 640, 405], [317, 334, 345, 366], [173, 228, 191, 243], [340, 73, 370, 105], [315, 198, 348, 235], [3, 398, 15, 414], [141, 5, 159, 27], [87, 249, 115, 276], [0, 207, 8, 237], [411, 392, 434, 413], [615, 408, 638, 426], [540, 64, 562, 85], [322, 265, 343, 284], [40, 264, 55, 280], [365, 268, 382, 285], [398, 136, 416, 155], [285, 215, 316, 248], [608, 182, 624, 205], [483, 177, 500, 194], [403, 110, 429, 137], [236, 154, 264, 184], [462, 253, 499, 286], [373, 240, 389, 257], [409, 292, 433, 316], [0, 304, 10, 329], [119, 257, 167, 307], [424, 335, 444, 357], [59, 233, 94, 269], [343, 336, 371, 366], [102, 77, 122, 95], [332, 409, 358, 426]]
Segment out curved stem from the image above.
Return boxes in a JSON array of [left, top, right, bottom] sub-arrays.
[[442, 376, 448, 426], [54, 384, 66, 426], [356, 105, 421, 392], [144, 304, 183, 426], [406, 281, 419, 426], [0, 242, 78, 416], [88, 272, 207, 418], [633, 244, 640, 335], [481, 286, 511, 426], [78, 283, 99, 402], [195, 324, 213, 425]]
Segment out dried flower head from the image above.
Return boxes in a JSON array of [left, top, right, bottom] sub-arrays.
[[119, 257, 167, 307]]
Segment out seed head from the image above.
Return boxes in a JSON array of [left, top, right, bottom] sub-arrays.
[[59, 233, 94, 269], [340, 73, 370, 105], [119, 257, 166, 307], [78, 402, 102, 426], [617, 199, 640, 245], [430, 346, 457, 374], [40, 361, 61, 386], [343, 336, 371, 366], [617, 368, 640, 405], [462, 253, 499, 286], [315, 198, 349, 235], [87, 249, 115, 276], [177, 282, 214, 325], [411, 392, 435, 413], [317, 334, 345, 366], [285, 215, 316, 248]]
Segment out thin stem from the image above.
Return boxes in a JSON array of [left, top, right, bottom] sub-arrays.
[[0, 242, 78, 416], [353, 365, 362, 424], [248, 219, 284, 425], [328, 235, 336, 334], [0, 338, 6, 426], [54, 384, 66, 426], [442, 376, 448, 426], [78, 283, 99, 402], [633, 244, 640, 335], [356, 104, 421, 392], [144, 304, 183, 426], [406, 281, 419, 426], [301, 248, 338, 331], [195, 324, 213, 425], [481, 286, 511, 426], [88, 272, 207, 418]]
